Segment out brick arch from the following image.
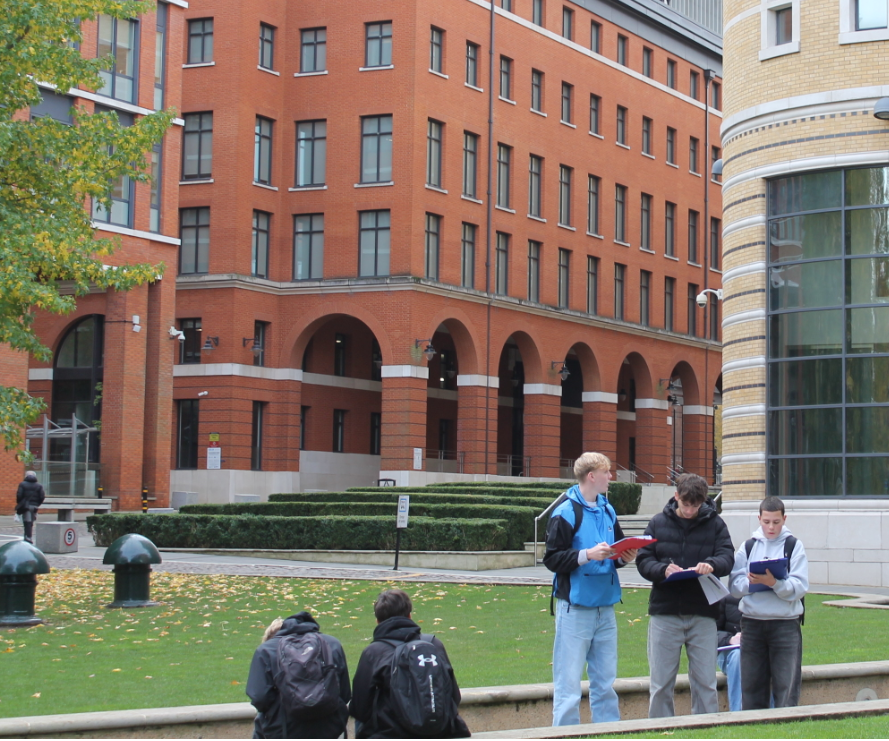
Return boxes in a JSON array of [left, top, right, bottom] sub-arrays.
[[666, 360, 702, 407], [562, 341, 602, 391], [282, 302, 392, 369], [619, 351, 654, 398], [496, 329, 544, 384], [422, 308, 482, 376]]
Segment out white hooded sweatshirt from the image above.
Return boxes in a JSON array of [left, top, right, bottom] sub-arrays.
[[729, 525, 809, 620]]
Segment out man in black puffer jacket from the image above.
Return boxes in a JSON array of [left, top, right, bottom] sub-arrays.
[[15, 471, 45, 544], [246, 611, 350, 738], [636, 473, 734, 718]]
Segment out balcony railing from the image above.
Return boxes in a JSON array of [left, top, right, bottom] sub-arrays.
[[425, 449, 464, 474], [496, 454, 531, 477]]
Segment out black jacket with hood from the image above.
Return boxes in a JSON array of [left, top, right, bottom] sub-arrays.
[[245, 612, 351, 739], [349, 615, 470, 739], [15, 473, 45, 515], [636, 498, 734, 620], [716, 595, 742, 648]]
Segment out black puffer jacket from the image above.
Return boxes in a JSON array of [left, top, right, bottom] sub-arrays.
[[15, 474, 45, 515], [716, 595, 742, 648], [245, 612, 351, 739], [636, 498, 734, 619], [349, 616, 470, 739]]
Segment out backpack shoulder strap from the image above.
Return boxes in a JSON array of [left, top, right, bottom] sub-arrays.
[[783, 536, 798, 561], [571, 498, 584, 536], [744, 538, 755, 558]]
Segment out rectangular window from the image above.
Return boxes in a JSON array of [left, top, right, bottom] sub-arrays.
[[461, 223, 476, 288], [587, 175, 600, 234], [426, 119, 443, 188], [463, 132, 479, 198], [642, 116, 652, 155], [466, 42, 479, 86], [614, 263, 625, 320], [711, 145, 722, 182], [496, 232, 509, 294], [561, 82, 573, 123], [559, 165, 572, 226], [359, 210, 391, 277], [710, 217, 721, 270], [334, 333, 346, 376], [252, 210, 270, 278], [558, 248, 570, 308], [590, 21, 601, 53], [259, 23, 275, 70], [188, 18, 213, 64], [711, 81, 721, 110], [688, 209, 699, 263], [529, 154, 543, 218], [253, 320, 268, 367], [857, 0, 888, 29], [365, 22, 393, 67], [154, 3, 167, 110], [589, 94, 600, 135], [501, 0, 512, 10], [301, 28, 327, 72], [689, 70, 699, 100], [562, 7, 573, 39], [300, 406, 308, 450], [430, 27, 444, 72], [178, 319, 202, 364], [775, 7, 793, 44], [531, 69, 543, 112], [533, 0, 544, 26], [251, 401, 264, 470], [370, 412, 382, 455], [665, 201, 676, 257], [615, 184, 627, 243], [183, 112, 212, 180], [587, 256, 599, 314], [98, 15, 138, 102], [667, 59, 676, 88], [176, 399, 199, 469], [500, 55, 512, 99], [664, 277, 675, 331], [640, 193, 652, 251], [254, 116, 273, 185], [640, 270, 651, 326], [689, 136, 699, 173], [666, 127, 676, 164], [294, 213, 324, 280], [361, 115, 393, 183], [617, 34, 627, 65], [643, 47, 653, 77], [688, 283, 699, 336], [528, 240, 540, 302], [179, 207, 210, 274], [333, 410, 346, 452], [295, 120, 326, 187], [497, 143, 511, 208], [709, 294, 720, 340], [425, 213, 441, 280], [616, 105, 627, 145], [150, 142, 161, 233]]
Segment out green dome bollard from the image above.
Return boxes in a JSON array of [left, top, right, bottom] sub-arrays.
[[0, 541, 51, 626], [102, 534, 162, 609]]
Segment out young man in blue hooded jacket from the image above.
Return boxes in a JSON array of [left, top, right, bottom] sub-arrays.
[[544, 452, 638, 726]]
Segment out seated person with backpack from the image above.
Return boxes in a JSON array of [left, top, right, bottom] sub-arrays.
[[350, 588, 470, 739], [246, 611, 351, 739]]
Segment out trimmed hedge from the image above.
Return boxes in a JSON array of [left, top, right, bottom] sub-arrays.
[[607, 482, 642, 516], [179, 502, 537, 549], [431, 481, 571, 490], [268, 491, 554, 509], [86, 514, 509, 551]]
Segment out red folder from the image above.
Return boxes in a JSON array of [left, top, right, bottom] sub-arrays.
[[608, 536, 656, 559]]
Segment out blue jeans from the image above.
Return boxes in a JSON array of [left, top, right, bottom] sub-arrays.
[[717, 648, 742, 711], [552, 599, 620, 726]]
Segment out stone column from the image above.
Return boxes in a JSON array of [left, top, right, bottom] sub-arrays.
[[457, 375, 498, 475], [582, 391, 618, 461], [682, 405, 714, 483], [380, 365, 429, 474], [524, 384, 562, 479], [634, 398, 671, 484]]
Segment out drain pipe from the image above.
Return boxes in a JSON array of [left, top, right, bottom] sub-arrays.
[[483, 0, 496, 478]]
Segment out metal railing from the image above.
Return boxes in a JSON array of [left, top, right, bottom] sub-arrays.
[[533, 491, 569, 565], [424, 449, 465, 474], [667, 465, 687, 485], [559, 458, 574, 479], [31, 461, 103, 498], [496, 454, 531, 477], [630, 462, 655, 484], [615, 463, 636, 483]]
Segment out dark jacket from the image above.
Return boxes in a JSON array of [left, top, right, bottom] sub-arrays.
[[15, 474, 45, 515], [716, 595, 742, 648], [246, 612, 351, 739], [636, 498, 734, 619], [543, 487, 627, 607], [349, 616, 470, 739]]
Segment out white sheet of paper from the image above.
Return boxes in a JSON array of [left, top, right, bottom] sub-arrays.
[[698, 573, 731, 605]]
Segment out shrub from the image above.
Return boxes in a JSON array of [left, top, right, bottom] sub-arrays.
[[268, 491, 554, 509], [86, 514, 509, 551], [608, 482, 642, 516]]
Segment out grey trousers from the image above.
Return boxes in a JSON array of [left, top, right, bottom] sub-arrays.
[[647, 614, 718, 718]]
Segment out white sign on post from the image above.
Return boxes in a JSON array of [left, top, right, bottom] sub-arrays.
[[413, 447, 423, 470], [207, 448, 221, 470], [396, 495, 410, 529]]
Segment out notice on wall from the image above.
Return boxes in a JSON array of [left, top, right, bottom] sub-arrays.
[[207, 447, 221, 470], [413, 447, 423, 470]]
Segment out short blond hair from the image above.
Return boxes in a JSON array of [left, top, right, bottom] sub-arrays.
[[262, 617, 284, 643], [574, 452, 612, 482]]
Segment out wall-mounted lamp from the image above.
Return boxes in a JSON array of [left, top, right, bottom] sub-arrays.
[[668, 394, 680, 406], [373, 358, 383, 370], [619, 388, 628, 402], [711, 158, 723, 177], [201, 336, 219, 353], [415, 339, 436, 362], [551, 361, 570, 381], [243, 337, 263, 357], [874, 97, 889, 120], [659, 377, 678, 392]]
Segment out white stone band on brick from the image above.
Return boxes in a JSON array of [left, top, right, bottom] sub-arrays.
[[722, 308, 766, 329], [582, 391, 619, 404], [635, 398, 670, 410], [720, 452, 767, 466], [683, 405, 715, 416], [456, 374, 500, 388], [721, 403, 766, 420], [28, 368, 54, 381], [723, 356, 766, 374], [722, 151, 889, 194], [722, 214, 766, 240], [523, 383, 562, 396], [173, 364, 302, 381], [380, 365, 430, 379], [723, 261, 766, 284]]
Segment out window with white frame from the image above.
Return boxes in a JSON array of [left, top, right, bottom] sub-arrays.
[[839, 0, 889, 43], [760, 0, 800, 59]]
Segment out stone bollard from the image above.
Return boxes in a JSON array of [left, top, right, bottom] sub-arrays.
[[102, 533, 162, 609], [0, 541, 51, 626]]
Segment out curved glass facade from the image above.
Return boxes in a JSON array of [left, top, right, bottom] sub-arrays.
[[768, 167, 889, 496]]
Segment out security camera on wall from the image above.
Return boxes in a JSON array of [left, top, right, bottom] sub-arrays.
[[168, 326, 187, 342], [696, 292, 708, 308]]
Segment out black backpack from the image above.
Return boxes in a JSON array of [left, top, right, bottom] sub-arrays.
[[274, 631, 342, 722], [384, 634, 458, 737], [744, 536, 805, 625]]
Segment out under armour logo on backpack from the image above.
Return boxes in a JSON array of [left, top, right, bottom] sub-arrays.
[[417, 654, 438, 667]]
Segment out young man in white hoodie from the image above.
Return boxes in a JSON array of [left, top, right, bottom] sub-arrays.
[[729, 496, 809, 710]]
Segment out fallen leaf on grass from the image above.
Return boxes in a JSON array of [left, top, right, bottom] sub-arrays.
[[31, 693, 40, 698], [111, 668, 121, 673]]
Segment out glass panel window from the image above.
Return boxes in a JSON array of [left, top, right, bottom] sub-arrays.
[[614, 184, 627, 243], [847, 357, 889, 403], [528, 241, 540, 302], [709, 294, 719, 340], [587, 175, 600, 234], [463, 132, 479, 198], [689, 136, 699, 173], [845, 166, 889, 207], [587, 256, 599, 314], [770, 212, 842, 263], [664, 277, 675, 330], [294, 214, 324, 280], [426, 119, 443, 187], [665, 201, 676, 256], [150, 142, 162, 232], [301, 28, 327, 72], [640, 193, 652, 250], [667, 59, 676, 88], [688, 209, 699, 263], [642, 117, 652, 155], [770, 358, 843, 406], [179, 207, 210, 275], [177, 400, 199, 469], [462, 223, 476, 288], [617, 34, 627, 65], [590, 21, 601, 53], [643, 47, 652, 77], [689, 70, 699, 100], [559, 165, 572, 226], [333, 410, 346, 452], [711, 82, 721, 110], [502, 0, 512, 10], [178, 319, 202, 364], [769, 309, 843, 357], [711, 145, 722, 182], [430, 27, 444, 72], [858, 0, 889, 30], [667, 127, 676, 164], [154, 3, 167, 110], [295, 120, 326, 187], [589, 94, 601, 135], [529, 155, 542, 218], [496, 232, 509, 294], [361, 115, 393, 183], [497, 144, 511, 208], [425, 213, 441, 280], [561, 82, 573, 123], [614, 263, 625, 319], [251, 402, 264, 470], [533, 0, 544, 26], [558, 248, 570, 308], [848, 306, 889, 353], [769, 409, 841, 455], [640, 270, 651, 325], [259, 23, 275, 70], [254, 116, 273, 185], [562, 7, 573, 39], [359, 210, 391, 276], [688, 283, 699, 336], [770, 171, 842, 215], [365, 22, 393, 67], [775, 7, 792, 44], [253, 321, 268, 367], [710, 217, 721, 270], [183, 112, 212, 180], [466, 42, 479, 86], [531, 69, 543, 112], [616, 106, 627, 145], [252, 210, 270, 278], [188, 18, 213, 64], [98, 15, 137, 103], [500, 56, 512, 99]]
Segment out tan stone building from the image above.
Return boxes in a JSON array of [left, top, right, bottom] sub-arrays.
[[720, 0, 889, 586]]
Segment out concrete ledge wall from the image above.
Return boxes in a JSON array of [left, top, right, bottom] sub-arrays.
[[3, 661, 887, 738]]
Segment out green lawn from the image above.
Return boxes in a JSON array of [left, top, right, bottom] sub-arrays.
[[1, 570, 886, 719], [597, 714, 889, 738]]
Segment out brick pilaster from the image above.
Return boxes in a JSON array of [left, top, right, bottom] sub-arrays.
[[457, 377, 498, 474], [524, 386, 562, 478], [380, 367, 428, 471], [635, 399, 671, 484]]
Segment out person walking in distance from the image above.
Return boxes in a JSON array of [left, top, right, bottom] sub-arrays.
[[15, 471, 45, 545]]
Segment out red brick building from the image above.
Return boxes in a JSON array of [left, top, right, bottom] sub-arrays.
[[170, 0, 724, 500]]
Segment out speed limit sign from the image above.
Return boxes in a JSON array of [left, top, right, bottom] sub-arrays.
[[64, 527, 76, 547]]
